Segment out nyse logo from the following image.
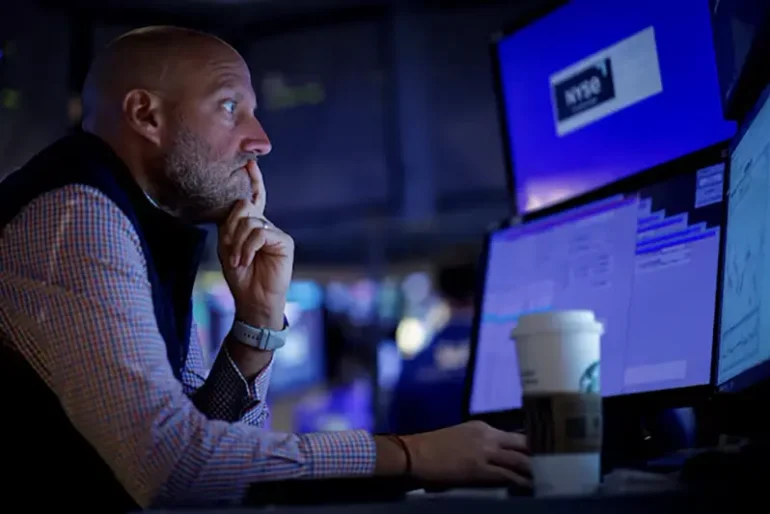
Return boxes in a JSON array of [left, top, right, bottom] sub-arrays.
[[553, 58, 616, 122], [565, 76, 602, 107]]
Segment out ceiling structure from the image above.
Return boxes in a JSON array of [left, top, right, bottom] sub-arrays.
[[13, 0, 548, 265], [39, 0, 519, 28]]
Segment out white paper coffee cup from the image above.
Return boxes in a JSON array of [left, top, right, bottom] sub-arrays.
[[512, 310, 603, 498]]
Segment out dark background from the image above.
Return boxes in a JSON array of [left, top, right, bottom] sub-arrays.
[[0, 0, 564, 266]]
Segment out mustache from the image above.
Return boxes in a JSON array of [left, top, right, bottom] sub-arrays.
[[233, 153, 258, 170]]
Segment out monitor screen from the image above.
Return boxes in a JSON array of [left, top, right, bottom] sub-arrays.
[[470, 163, 724, 414], [496, 0, 735, 212], [269, 281, 327, 398], [717, 86, 770, 391]]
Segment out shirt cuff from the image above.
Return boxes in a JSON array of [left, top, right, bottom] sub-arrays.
[[223, 345, 273, 400], [192, 345, 273, 423], [298, 430, 377, 478], [223, 345, 274, 425]]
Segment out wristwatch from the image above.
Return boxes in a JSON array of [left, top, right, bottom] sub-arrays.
[[231, 317, 290, 351]]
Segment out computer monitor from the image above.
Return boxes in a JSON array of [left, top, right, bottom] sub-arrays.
[[716, 85, 770, 393], [492, 0, 735, 213], [465, 144, 727, 423]]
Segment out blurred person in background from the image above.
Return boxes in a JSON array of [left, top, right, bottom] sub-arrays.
[[0, 27, 529, 510], [390, 257, 477, 434]]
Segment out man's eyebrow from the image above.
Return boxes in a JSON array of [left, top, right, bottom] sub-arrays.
[[205, 76, 242, 96], [206, 77, 257, 107]]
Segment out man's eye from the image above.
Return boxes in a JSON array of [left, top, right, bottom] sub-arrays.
[[222, 100, 237, 114]]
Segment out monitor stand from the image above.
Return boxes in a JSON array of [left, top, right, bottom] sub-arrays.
[[679, 440, 770, 494], [602, 405, 715, 474]]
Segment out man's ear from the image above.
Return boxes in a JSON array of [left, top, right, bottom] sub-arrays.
[[122, 89, 166, 146]]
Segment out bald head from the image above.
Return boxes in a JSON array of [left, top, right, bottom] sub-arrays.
[[80, 25, 272, 224], [82, 26, 237, 127]]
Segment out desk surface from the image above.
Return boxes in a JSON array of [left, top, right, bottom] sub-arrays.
[[144, 492, 750, 514]]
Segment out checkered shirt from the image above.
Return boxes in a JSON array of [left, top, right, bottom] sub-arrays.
[[0, 185, 375, 507]]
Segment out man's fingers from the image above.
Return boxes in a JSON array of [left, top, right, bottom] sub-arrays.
[[222, 200, 251, 244], [247, 160, 266, 211], [229, 217, 261, 267], [488, 465, 533, 489], [221, 165, 267, 244], [225, 218, 294, 268], [498, 431, 529, 452], [241, 228, 267, 268], [488, 448, 531, 475]]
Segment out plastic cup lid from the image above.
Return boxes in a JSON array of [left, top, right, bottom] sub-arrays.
[[511, 310, 604, 338]]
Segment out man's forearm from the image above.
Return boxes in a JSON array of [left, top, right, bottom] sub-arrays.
[[373, 436, 409, 476]]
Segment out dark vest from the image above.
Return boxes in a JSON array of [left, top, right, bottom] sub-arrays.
[[0, 132, 207, 511]]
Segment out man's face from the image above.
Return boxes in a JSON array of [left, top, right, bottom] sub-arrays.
[[158, 44, 271, 223]]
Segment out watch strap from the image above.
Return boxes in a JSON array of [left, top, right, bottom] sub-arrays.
[[231, 317, 289, 351]]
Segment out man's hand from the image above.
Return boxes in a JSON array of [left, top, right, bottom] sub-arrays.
[[401, 421, 531, 488], [218, 160, 294, 331]]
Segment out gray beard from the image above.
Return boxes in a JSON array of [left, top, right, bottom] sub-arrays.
[[155, 125, 252, 223]]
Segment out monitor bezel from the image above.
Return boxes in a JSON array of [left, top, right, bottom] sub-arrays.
[[709, 0, 770, 122], [489, 0, 570, 216], [715, 84, 770, 394], [463, 215, 525, 430], [463, 141, 730, 423]]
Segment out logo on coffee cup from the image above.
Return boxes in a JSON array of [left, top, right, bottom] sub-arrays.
[[579, 361, 600, 394]]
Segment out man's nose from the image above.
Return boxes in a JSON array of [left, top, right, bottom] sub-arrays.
[[242, 118, 272, 156]]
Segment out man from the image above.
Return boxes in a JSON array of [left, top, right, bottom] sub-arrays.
[[390, 260, 476, 434], [0, 27, 530, 509]]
